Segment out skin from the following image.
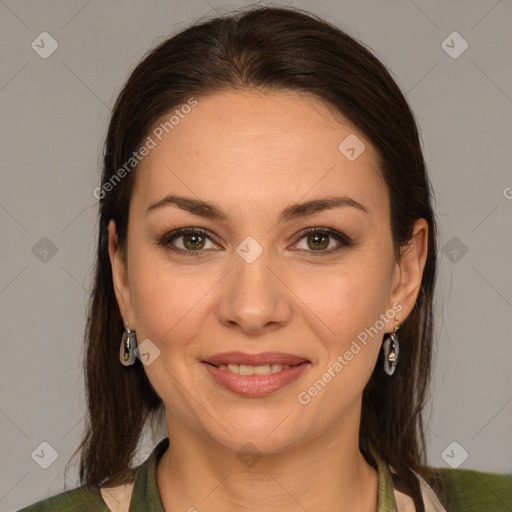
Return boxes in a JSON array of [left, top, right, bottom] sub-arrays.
[[108, 89, 428, 511]]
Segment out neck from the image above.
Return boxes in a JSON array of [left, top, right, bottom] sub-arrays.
[[156, 410, 379, 512]]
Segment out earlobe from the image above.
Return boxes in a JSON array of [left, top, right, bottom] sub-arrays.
[[107, 219, 132, 324], [389, 218, 429, 326]]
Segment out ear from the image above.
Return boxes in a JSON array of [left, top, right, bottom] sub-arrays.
[[107, 219, 135, 327], [386, 218, 429, 331]]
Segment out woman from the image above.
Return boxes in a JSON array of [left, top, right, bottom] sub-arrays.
[[18, 5, 511, 512]]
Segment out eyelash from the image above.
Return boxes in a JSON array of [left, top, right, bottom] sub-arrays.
[[157, 226, 352, 258]]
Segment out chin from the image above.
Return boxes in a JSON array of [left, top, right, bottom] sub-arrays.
[[198, 404, 309, 454]]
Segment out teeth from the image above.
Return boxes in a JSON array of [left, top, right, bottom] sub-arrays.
[[273, 364, 290, 373], [217, 363, 293, 374]]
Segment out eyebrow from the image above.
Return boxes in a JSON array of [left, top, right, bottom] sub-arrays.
[[145, 194, 368, 223]]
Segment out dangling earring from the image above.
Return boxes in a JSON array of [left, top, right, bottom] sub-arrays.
[[119, 321, 137, 366], [383, 323, 400, 376]]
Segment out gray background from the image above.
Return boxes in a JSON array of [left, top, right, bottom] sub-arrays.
[[1, 0, 511, 510]]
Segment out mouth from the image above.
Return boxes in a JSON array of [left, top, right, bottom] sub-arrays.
[[202, 361, 307, 375], [200, 351, 311, 397], [201, 351, 309, 373]]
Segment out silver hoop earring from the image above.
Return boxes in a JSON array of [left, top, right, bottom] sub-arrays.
[[119, 321, 137, 366], [383, 324, 400, 376]]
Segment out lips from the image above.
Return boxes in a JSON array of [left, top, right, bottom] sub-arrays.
[[203, 351, 309, 367], [200, 351, 311, 397], [201, 360, 310, 397]]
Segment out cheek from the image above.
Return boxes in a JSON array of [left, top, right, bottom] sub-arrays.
[[300, 256, 392, 370], [306, 257, 391, 330], [127, 255, 213, 405], [294, 266, 391, 413], [128, 252, 218, 348]]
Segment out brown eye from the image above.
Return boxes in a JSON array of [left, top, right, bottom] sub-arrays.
[[305, 232, 330, 251], [158, 228, 218, 255], [294, 228, 351, 256], [181, 232, 206, 250]]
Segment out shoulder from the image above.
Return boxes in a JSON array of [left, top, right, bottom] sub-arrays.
[[16, 483, 110, 512], [16, 438, 164, 512], [429, 466, 512, 511]]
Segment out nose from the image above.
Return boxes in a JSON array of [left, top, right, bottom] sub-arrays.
[[216, 246, 292, 336]]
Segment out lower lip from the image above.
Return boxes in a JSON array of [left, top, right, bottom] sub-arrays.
[[200, 362, 311, 397]]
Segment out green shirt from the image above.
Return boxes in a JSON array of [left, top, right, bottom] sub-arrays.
[[17, 437, 512, 511]]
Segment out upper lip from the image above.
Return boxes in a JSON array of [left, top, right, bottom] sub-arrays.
[[203, 351, 309, 367]]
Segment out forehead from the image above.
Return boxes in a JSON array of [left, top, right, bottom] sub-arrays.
[[131, 89, 386, 217]]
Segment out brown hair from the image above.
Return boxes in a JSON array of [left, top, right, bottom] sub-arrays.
[[70, 5, 440, 509]]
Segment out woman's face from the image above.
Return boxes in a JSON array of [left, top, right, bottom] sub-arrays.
[[109, 89, 427, 454]]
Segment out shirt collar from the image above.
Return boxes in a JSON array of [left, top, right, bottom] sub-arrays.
[[129, 437, 168, 511], [369, 445, 400, 512], [129, 437, 399, 512]]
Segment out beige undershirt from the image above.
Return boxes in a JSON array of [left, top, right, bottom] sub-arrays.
[[100, 482, 135, 512]]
